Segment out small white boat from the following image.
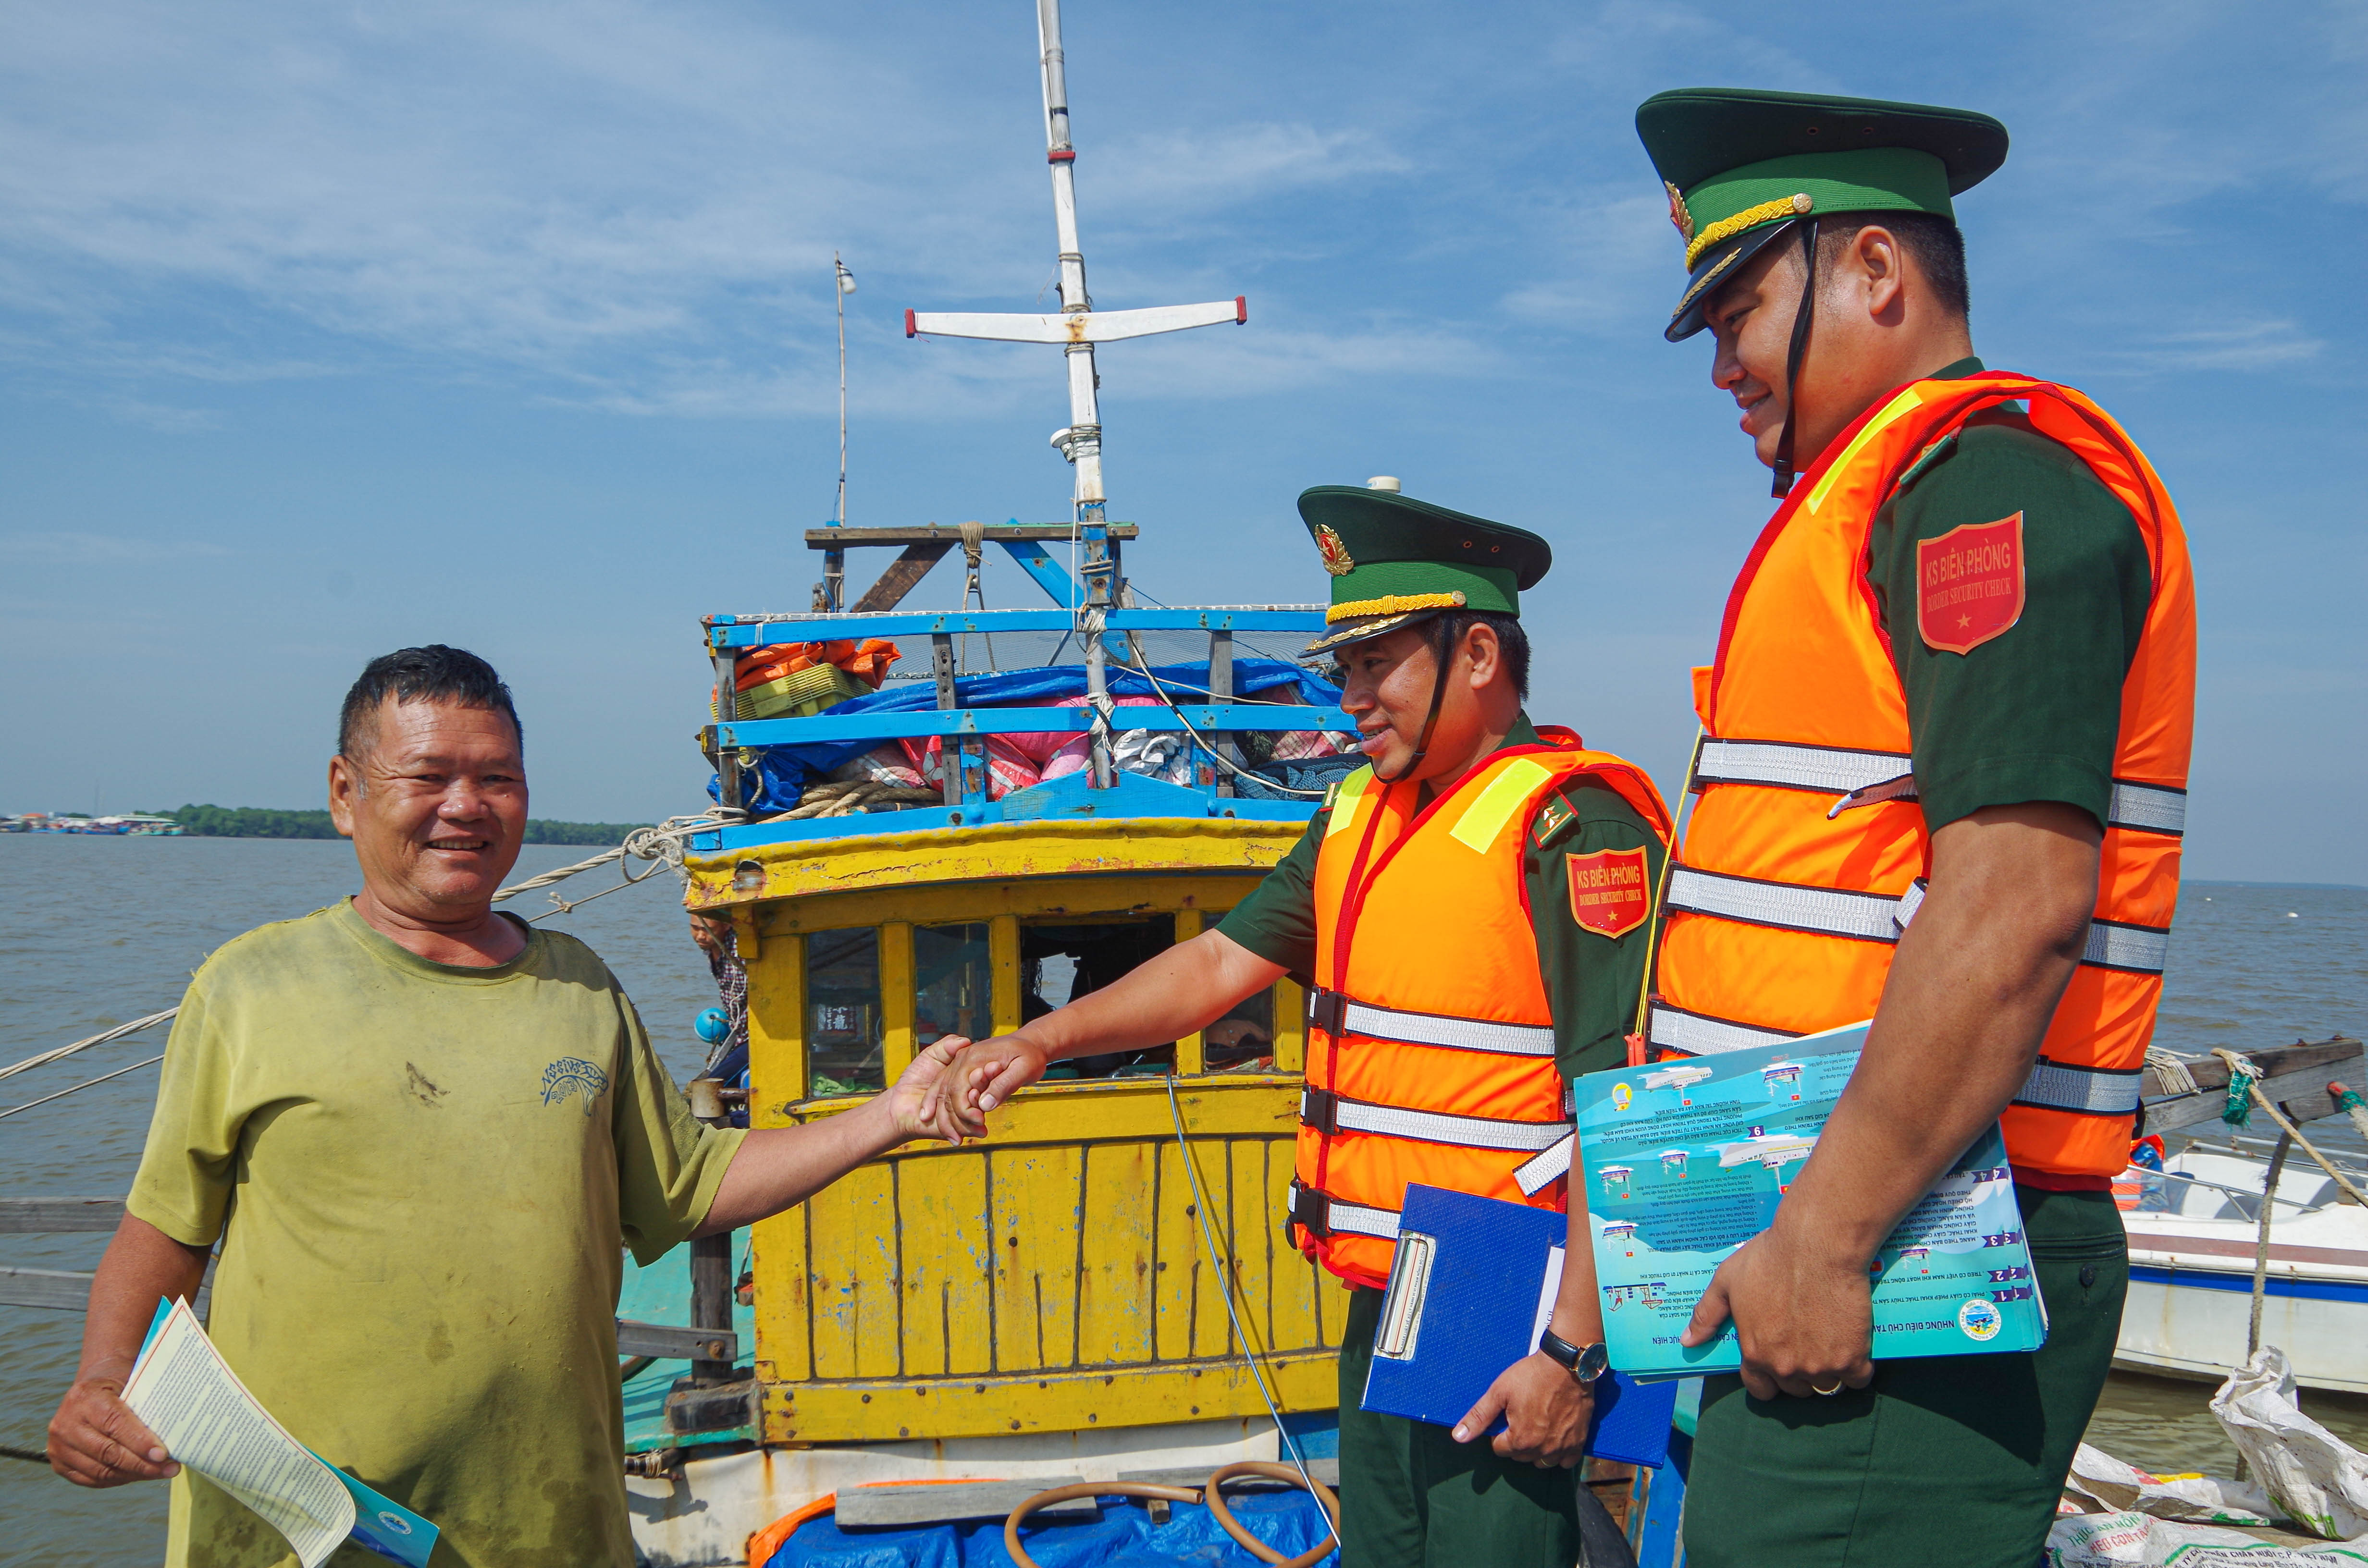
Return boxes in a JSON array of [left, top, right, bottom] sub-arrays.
[[2117, 1140, 2368, 1393]]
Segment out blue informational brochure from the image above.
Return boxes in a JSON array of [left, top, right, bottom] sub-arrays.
[[1575, 1021, 2047, 1381], [1361, 1185, 1678, 1469], [129, 1298, 438, 1568]]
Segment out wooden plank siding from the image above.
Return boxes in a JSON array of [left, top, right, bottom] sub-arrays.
[[762, 1093, 1331, 1443], [746, 868, 1338, 1446]]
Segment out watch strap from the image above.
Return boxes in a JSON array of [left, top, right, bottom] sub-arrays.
[[1538, 1327, 1608, 1381]]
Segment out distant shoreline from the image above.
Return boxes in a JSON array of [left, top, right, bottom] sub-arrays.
[[2187, 879, 2368, 893], [7, 805, 642, 846]]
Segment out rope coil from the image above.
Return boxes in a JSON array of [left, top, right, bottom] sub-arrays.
[[1001, 1464, 1340, 1568]]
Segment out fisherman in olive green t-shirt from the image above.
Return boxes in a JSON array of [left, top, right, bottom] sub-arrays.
[[48, 647, 977, 1567], [138, 899, 737, 1568]]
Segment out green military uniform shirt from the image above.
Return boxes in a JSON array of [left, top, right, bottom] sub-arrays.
[[132, 900, 746, 1568], [1216, 716, 1665, 1082], [1867, 357, 2155, 833]]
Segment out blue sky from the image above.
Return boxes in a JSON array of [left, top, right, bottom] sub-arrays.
[[1, 0, 2359, 882]]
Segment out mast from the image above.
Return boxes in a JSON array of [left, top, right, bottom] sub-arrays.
[[903, 0, 1246, 783], [1036, 0, 1102, 530]]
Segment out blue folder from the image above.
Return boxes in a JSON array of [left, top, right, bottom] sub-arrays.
[[1360, 1184, 1678, 1469]]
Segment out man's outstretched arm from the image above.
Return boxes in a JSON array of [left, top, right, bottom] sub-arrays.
[[959, 929, 1288, 1113], [49, 1214, 208, 1486], [698, 1037, 976, 1235], [1682, 800, 2102, 1399]]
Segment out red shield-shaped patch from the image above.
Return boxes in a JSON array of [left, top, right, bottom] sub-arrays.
[[1916, 513, 2026, 655], [1567, 847, 1651, 939]]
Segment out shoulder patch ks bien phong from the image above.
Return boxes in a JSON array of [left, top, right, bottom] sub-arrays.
[[1916, 512, 2025, 654], [1566, 846, 1652, 939]]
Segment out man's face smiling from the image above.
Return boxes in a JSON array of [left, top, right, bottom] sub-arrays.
[[330, 698, 527, 919], [1702, 238, 1802, 471]]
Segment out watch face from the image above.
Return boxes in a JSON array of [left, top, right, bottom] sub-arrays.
[[1577, 1341, 1610, 1382]]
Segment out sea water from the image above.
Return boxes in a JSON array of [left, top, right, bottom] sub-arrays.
[[1, 837, 2362, 1561]]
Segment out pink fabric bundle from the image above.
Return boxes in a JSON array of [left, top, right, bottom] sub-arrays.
[[895, 697, 1165, 800]]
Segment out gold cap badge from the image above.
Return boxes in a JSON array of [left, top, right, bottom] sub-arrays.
[[1315, 524, 1355, 576], [1665, 181, 1695, 245]]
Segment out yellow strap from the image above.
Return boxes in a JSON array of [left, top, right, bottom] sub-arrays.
[[1447, 758, 1556, 855], [1323, 766, 1374, 839], [1802, 384, 1933, 515]]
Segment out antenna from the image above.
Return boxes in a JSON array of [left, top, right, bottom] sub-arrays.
[[834, 253, 856, 529]]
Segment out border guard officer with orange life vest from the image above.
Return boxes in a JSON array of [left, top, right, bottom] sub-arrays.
[[949, 482, 1674, 1566], [1629, 89, 2196, 1567]]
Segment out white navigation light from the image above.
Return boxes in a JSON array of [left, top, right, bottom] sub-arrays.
[[1366, 476, 1402, 492]]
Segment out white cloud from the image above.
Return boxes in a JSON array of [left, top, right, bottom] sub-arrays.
[[2102, 321, 2325, 373], [0, 1, 1431, 418], [0, 531, 231, 563]]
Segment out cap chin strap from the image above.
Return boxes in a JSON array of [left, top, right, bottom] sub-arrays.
[[1769, 217, 1821, 500], [1373, 614, 1456, 786]]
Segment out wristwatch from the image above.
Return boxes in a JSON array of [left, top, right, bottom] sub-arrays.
[[1538, 1327, 1610, 1383]]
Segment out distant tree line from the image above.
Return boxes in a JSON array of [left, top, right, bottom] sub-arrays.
[[155, 806, 641, 846]]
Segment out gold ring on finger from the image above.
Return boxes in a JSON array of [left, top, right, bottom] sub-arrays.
[[1812, 1383, 1843, 1396]]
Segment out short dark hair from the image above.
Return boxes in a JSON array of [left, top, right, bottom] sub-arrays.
[[1444, 611, 1530, 700], [338, 645, 523, 760], [1818, 211, 1969, 320]]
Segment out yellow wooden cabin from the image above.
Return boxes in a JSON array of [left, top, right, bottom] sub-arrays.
[[684, 811, 1350, 1451]]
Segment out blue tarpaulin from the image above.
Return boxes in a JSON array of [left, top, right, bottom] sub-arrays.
[[712, 659, 1344, 813], [764, 1491, 1337, 1568]]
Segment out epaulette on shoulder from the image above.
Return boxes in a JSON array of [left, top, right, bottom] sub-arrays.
[[1894, 430, 1961, 495], [1529, 786, 1580, 849]]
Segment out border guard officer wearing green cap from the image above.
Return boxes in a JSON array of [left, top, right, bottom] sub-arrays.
[[950, 480, 1674, 1568], [1632, 89, 2197, 1568]]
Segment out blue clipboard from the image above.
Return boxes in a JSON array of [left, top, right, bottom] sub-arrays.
[[1359, 1185, 1677, 1469]]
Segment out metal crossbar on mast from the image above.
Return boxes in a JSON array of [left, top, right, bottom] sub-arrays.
[[901, 0, 1246, 784]]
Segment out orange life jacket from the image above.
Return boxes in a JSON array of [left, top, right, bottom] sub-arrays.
[[1652, 372, 2195, 1180], [1289, 739, 1677, 1288]]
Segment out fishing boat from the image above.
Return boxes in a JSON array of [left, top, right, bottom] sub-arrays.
[[619, 4, 1357, 1561], [2112, 1040, 2368, 1394]]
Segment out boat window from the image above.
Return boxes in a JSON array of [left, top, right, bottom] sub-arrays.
[[1021, 917, 1177, 1078], [807, 928, 884, 1094], [1204, 987, 1276, 1069], [1198, 907, 1277, 1069], [915, 923, 991, 1046]]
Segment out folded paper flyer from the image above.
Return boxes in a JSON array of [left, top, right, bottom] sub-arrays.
[[1575, 1020, 2047, 1380], [123, 1297, 438, 1568]]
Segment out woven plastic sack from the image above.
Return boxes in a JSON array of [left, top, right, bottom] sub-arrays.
[[2213, 1348, 2368, 1539], [2047, 1511, 2368, 1565], [2062, 1444, 2281, 1526]]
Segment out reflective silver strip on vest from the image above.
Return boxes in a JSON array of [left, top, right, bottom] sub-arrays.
[[1514, 1134, 1575, 1197], [2014, 1059, 2145, 1117], [1670, 867, 2168, 975], [1666, 867, 1909, 943], [1695, 739, 1909, 796], [2084, 919, 2173, 974], [1336, 999, 1559, 1058], [1695, 738, 2187, 836], [2107, 781, 2188, 836], [1322, 1194, 1403, 1240], [1301, 1089, 1573, 1153], [1647, 1003, 1799, 1057]]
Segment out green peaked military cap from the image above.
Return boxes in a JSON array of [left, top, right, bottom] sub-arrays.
[[1637, 88, 2009, 342], [1297, 481, 1551, 656]]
